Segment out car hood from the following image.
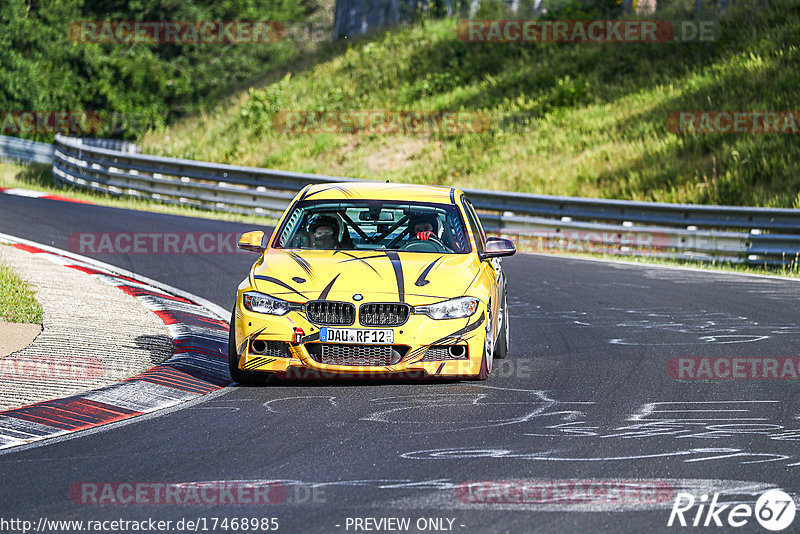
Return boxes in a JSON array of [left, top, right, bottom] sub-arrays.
[[251, 249, 480, 306]]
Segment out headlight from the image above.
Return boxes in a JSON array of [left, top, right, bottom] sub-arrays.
[[242, 291, 292, 315], [413, 297, 479, 320]]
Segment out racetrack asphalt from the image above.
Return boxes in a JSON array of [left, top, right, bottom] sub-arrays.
[[1, 193, 799, 533]]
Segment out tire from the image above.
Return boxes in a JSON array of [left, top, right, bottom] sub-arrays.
[[494, 291, 509, 359], [477, 306, 494, 380], [228, 307, 271, 386]]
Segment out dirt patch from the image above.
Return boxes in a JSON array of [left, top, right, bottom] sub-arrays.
[[0, 321, 41, 358], [365, 139, 429, 172]]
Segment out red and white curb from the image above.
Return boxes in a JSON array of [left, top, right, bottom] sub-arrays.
[[0, 187, 92, 204], [0, 233, 232, 450]]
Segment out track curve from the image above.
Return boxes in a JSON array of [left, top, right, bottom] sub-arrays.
[[1, 194, 799, 533]]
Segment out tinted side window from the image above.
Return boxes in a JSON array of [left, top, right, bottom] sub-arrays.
[[462, 197, 486, 253]]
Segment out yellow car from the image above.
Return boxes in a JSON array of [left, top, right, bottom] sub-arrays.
[[229, 182, 515, 383]]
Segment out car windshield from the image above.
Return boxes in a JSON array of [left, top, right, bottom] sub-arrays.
[[274, 200, 471, 253]]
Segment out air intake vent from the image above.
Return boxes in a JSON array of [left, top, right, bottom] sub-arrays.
[[306, 344, 409, 366], [250, 340, 292, 358], [305, 301, 356, 326], [359, 303, 410, 327], [422, 345, 468, 361]]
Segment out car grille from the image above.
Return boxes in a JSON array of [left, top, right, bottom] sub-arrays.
[[422, 345, 469, 361], [359, 303, 410, 327], [306, 343, 409, 366], [305, 301, 355, 326], [250, 340, 292, 358]]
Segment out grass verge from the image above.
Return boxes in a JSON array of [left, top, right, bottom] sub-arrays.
[[0, 256, 43, 324]]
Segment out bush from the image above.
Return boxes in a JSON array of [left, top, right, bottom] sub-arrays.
[[0, 0, 308, 141]]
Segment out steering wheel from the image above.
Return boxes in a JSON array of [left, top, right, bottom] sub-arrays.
[[400, 234, 447, 252]]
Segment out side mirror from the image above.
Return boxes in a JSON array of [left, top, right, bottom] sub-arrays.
[[238, 231, 266, 254], [481, 237, 516, 259]]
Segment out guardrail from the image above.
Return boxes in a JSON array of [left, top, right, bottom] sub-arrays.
[[63, 136, 140, 154], [20, 133, 799, 265], [0, 135, 54, 164]]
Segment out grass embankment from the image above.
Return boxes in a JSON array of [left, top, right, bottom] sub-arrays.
[[0, 256, 43, 324], [143, 0, 800, 208]]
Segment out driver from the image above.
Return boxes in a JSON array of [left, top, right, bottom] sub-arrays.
[[408, 214, 439, 242], [308, 214, 341, 249]]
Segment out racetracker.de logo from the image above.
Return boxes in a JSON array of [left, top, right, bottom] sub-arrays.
[[667, 357, 800, 380], [0, 355, 104, 381], [68, 21, 286, 44], [69, 482, 288, 505], [456, 480, 675, 504], [273, 360, 533, 380], [0, 111, 104, 135], [504, 229, 671, 254], [273, 111, 491, 134], [67, 232, 248, 255], [457, 20, 717, 43], [668, 111, 800, 134]]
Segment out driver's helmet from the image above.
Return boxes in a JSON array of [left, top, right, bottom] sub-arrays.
[[408, 213, 439, 240], [308, 214, 341, 248]]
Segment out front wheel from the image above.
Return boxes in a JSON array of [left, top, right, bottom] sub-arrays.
[[228, 307, 271, 386], [494, 292, 509, 359], [477, 307, 494, 380]]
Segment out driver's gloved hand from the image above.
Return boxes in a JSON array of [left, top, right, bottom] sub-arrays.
[[416, 231, 434, 241]]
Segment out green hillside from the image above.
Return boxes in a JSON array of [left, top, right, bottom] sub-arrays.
[[143, 0, 800, 207]]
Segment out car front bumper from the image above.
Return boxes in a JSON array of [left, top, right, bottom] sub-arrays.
[[232, 291, 488, 379]]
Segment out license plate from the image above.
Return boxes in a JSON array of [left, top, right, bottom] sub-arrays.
[[320, 327, 394, 344]]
